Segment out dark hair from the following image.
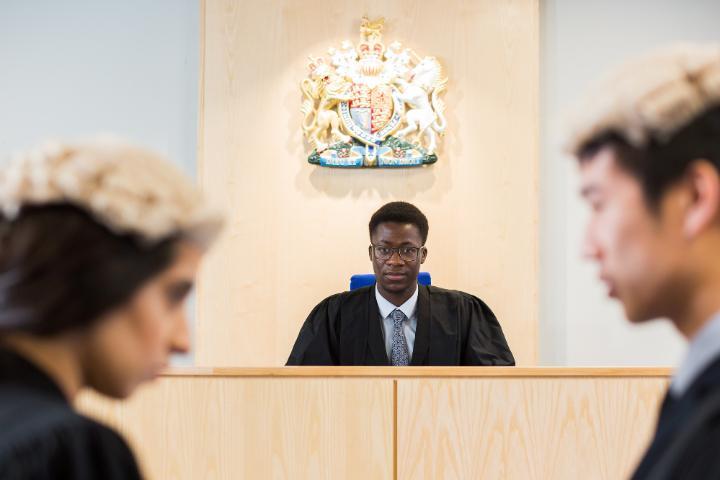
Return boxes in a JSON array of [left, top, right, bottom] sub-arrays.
[[577, 105, 720, 208], [0, 204, 178, 337], [369, 201, 429, 243]]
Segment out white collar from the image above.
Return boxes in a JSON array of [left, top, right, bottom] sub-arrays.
[[671, 311, 720, 397], [375, 284, 418, 320]]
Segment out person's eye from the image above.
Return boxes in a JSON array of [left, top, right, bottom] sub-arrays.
[[166, 281, 193, 305], [401, 247, 416, 255], [378, 247, 392, 256]]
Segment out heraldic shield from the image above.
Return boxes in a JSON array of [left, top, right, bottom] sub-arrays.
[[300, 16, 448, 168]]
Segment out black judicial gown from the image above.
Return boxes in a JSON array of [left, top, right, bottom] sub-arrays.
[[632, 355, 720, 480], [0, 348, 142, 480], [287, 284, 515, 366]]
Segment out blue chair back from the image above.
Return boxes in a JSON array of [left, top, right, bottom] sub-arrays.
[[350, 272, 431, 291]]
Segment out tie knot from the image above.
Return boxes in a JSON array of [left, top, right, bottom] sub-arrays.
[[391, 309, 406, 326]]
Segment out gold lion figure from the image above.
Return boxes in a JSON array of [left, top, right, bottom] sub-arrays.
[[300, 57, 353, 152]]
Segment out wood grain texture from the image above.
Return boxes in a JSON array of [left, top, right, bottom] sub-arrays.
[[197, 0, 539, 366], [79, 373, 668, 479], [159, 366, 673, 377], [396, 377, 668, 480], [79, 377, 393, 480]]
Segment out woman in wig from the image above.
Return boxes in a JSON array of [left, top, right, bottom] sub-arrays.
[[0, 140, 222, 479]]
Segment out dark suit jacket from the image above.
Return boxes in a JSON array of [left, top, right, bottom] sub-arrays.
[[286, 284, 515, 366], [0, 348, 142, 479], [632, 355, 720, 479]]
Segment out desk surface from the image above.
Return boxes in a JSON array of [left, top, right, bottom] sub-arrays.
[[162, 366, 673, 377]]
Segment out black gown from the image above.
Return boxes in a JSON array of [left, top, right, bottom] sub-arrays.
[[632, 354, 720, 480], [287, 284, 515, 366], [0, 348, 142, 480]]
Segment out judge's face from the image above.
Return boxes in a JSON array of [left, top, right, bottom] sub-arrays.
[[579, 147, 687, 323], [83, 241, 202, 398], [370, 222, 427, 299]]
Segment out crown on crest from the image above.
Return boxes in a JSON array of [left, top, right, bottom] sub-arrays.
[[357, 15, 385, 60]]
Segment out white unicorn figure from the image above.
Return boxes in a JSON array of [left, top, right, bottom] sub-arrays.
[[393, 57, 447, 154]]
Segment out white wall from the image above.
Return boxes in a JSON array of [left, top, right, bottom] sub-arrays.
[[540, 0, 720, 365], [0, 0, 198, 177]]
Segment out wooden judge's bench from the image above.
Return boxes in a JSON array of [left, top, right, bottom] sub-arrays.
[[79, 367, 669, 480]]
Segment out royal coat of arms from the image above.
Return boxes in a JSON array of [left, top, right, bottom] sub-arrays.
[[301, 16, 448, 168]]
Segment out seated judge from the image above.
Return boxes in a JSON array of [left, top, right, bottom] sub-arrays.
[[287, 201, 514, 366]]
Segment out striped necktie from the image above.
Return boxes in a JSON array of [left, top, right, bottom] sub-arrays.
[[390, 309, 410, 366]]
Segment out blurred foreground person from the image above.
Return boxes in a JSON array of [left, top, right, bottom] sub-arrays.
[[567, 45, 720, 479], [0, 140, 222, 479]]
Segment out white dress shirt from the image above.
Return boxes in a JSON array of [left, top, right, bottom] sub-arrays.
[[670, 311, 720, 397], [375, 285, 419, 361]]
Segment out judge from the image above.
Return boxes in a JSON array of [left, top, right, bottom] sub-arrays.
[[567, 45, 720, 479], [287, 201, 514, 366]]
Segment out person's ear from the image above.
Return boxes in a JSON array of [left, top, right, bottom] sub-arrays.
[[420, 247, 427, 264], [683, 160, 720, 239], [368, 245, 374, 261]]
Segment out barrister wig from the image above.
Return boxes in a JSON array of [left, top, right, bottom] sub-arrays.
[[565, 43, 720, 156], [0, 139, 223, 336], [0, 139, 223, 248]]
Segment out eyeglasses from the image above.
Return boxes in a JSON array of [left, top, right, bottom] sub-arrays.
[[370, 245, 424, 262]]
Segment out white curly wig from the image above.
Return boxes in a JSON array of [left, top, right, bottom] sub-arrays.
[[565, 43, 720, 156], [0, 138, 223, 248]]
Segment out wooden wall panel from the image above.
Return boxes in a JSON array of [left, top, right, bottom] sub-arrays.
[[198, 0, 539, 366], [79, 377, 394, 480], [79, 371, 668, 479], [397, 377, 668, 480]]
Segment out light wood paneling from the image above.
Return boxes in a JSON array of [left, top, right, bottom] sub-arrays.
[[198, 0, 539, 366], [79, 377, 394, 480], [397, 377, 668, 480], [161, 366, 673, 377], [79, 370, 668, 479]]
